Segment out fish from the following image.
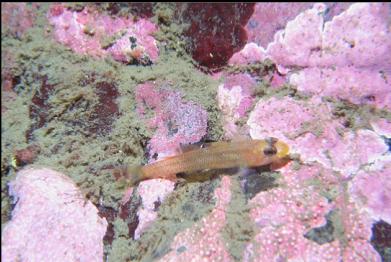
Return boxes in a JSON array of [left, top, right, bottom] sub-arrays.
[[113, 137, 290, 186]]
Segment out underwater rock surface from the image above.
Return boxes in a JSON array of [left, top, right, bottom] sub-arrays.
[[1, 168, 107, 262], [1, 3, 390, 262], [47, 3, 159, 65]]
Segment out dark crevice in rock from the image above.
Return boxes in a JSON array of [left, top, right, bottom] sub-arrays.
[[304, 211, 335, 245], [371, 220, 391, 262]]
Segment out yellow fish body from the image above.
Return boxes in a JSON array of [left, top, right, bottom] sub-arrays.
[[114, 137, 290, 186]]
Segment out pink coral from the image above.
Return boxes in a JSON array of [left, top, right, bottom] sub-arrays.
[[327, 130, 389, 175], [267, 3, 391, 68], [266, 3, 391, 110], [350, 161, 391, 224], [333, 194, 382, 262], [132, 82, 208, 238], [47, 4, 158, 64], [160, 176, 233, 261], [217, 73, 256, 138], [246, 164, 334, 261], [248, 97, 389, 175], [243, 163, 381, 261], [1, 167, 107, 262], [225, 3, 350, 64], [134, 179, 175, 239], [290, 67, 391, 110], [228, 42, 266, 66], [371, 119, 391, 137], [245, 3, 313, 48], [135, 82, 208, 158], [230, 4, 390, 109]]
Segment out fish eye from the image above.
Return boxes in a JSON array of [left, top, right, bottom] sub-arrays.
[[263, 146, 277, 156]]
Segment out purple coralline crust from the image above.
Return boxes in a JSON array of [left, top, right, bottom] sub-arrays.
[[107, 19, 159, 64], [160, 176, 233, 261], [290, 67, 391, 110], [244, 163, 382, 261], [47, 4, 159, 64], [350, 161, 391, 224], [328, 130, 389, 175], [135, 82, 208, 158], [135, 179, 175, 239], [231, 3, 390, 109], [1, 168, 107, 262], [267, 3, 391, 69], [279, 3, 391, 110], [217, 73, 256, 138], [248, 97, 389, 176], [371, 119, 391, 137], [228, 42, 267, 66], [245, 3, 314, 48]]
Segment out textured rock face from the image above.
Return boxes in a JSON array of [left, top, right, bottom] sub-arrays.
[[2, 3, 390, 262], [47, 4, 159, 64], [135, 82, 208, 159], [215, 3, 390, 261], [2, 168, 108, 262], [1, 3, 36, 38]]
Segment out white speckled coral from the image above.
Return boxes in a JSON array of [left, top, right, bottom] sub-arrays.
[[1, 167, 108, 262]]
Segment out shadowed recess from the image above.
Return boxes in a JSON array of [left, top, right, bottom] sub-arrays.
[[304, 211, 335, 245], [239, 166, 279, 200], [371, 220, 391, 262]]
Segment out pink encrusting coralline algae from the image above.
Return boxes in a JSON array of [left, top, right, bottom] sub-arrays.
[[205, 4, 391, 260], [247, 96, 389, 176], [135, 82, 208, 159], [217, 73, 256, 138], [5, 3, 387, 261], [134, 179, 175, 240], [133, 82, 208, 239], [230, 3, 391, 110], [1, 167, 108, 262], [160, 176, 233, 261], [266, 3, 391, 68], [279, 3, 391, 110], [350, 161, 391, 224], [243, 163, 382, 261], [47, 4, 159, 64]]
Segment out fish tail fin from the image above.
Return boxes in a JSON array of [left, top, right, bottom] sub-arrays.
[[113, 165, 146, 187]]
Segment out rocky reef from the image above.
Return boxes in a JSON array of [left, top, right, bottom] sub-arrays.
[[2, 3, 390, 262]]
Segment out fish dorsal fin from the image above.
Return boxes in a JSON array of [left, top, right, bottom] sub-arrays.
[[179, 142, 203, 153], [179, 139, 229, 153], [179, 135, 252, 153]]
